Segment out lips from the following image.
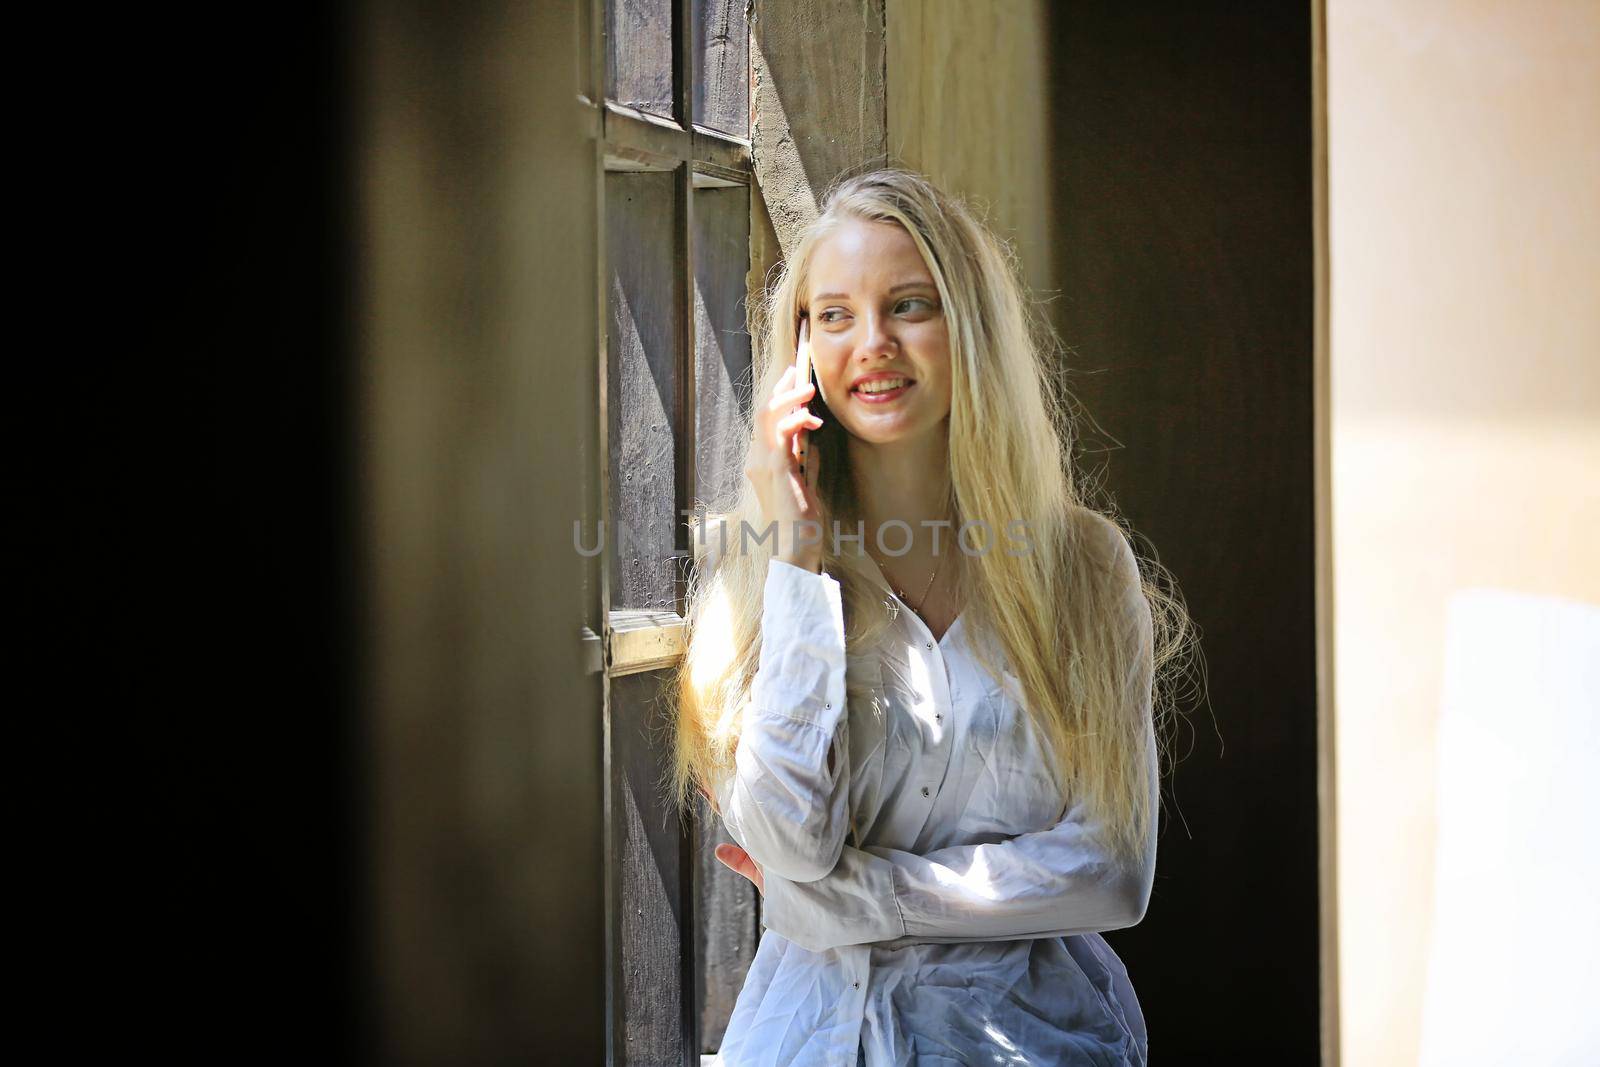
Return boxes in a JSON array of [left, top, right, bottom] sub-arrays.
[[851, 373, 916, 403]]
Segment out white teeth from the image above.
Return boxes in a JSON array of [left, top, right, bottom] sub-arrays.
[[856, 377, 910, 395]]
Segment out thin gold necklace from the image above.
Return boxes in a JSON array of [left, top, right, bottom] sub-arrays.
[[876, 548, 945, 615]]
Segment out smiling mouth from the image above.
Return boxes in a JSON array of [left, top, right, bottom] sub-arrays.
[[852, 377, 915, 403]]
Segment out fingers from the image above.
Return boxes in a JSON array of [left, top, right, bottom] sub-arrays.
[[775, 407, 823, 441], [767, 379, 816, 414], [715, 843, 758, 883], [715, 843, 764, 895], [772, 405, 823, 470], [758, 367, 820, 469], [745, 362, 826, 541]]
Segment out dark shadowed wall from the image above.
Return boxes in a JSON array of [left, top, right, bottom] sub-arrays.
[[1045, 4, 1322, 1061], [205, 1, 607, 1062]]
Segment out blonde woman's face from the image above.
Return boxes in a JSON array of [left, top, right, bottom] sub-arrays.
[[804, 218, 953, 448]]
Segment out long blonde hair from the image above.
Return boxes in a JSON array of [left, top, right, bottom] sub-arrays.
[[670, 168, 1196, 866]]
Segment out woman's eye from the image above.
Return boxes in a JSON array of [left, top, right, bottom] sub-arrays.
[[896, 297, 935, 314], [818, 308, 847, 324]]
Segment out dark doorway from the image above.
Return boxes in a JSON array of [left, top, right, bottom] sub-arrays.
[[1045, 4, 1323, 1060]]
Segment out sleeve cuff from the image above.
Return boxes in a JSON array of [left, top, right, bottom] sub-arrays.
[[760, 847, 908, 952], [751, 558, 847, 727]]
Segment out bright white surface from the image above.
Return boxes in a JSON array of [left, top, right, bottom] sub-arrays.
[[1417, 589, 1599, 1067]]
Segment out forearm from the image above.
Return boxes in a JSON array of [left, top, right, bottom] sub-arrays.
[[762, 795, 1155, 953], [714, 558, 851, 882], [870, 832, 1148, 945], [718, 710, 849, 882]]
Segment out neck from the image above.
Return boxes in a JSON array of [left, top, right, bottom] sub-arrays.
[[847, 422, 952, 544]]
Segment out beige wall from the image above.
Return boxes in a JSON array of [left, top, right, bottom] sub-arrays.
[[887, 0, 1054, 299], [1328, 2, 1600, 1065]]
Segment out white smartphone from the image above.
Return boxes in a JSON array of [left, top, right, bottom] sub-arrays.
[[795, 316, 813, 388], [794, 316, 814, 465]]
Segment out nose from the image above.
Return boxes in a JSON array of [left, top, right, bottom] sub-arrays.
[[855, 309, 898, 362]]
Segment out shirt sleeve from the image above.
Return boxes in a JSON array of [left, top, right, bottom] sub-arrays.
[[761, 523, 1158, 952], [710, 557, 853, 884], [760, 752, 1156, 952]]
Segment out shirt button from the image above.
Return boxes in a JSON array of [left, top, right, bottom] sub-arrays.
[[921, 786, 931, 797], [824, 702, 831, 710], [853, 981, 860, 989], [925, 641, 933, 651], [934, 713, 942, 722]]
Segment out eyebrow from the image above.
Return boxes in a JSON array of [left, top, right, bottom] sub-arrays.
[[811, 281, 936, 302]]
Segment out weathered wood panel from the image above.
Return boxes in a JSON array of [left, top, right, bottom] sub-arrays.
[[693, 184, 754, 513], [751, 0, 888, 256], [694, 0, 749, 137], [607, 0, 675, 118], [690, 182, 759, 1052], [612, 668, 689, 1065], [694, 792, 760, 1053], [607, 171, 682, 612]]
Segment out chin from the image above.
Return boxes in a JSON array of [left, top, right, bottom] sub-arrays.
[[843, 415, 939, 447]]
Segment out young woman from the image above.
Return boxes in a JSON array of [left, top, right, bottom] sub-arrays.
[[672, 169, 1191, 1066]]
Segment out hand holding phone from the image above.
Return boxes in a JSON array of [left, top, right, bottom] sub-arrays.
[[743, 315, 826, 571]]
